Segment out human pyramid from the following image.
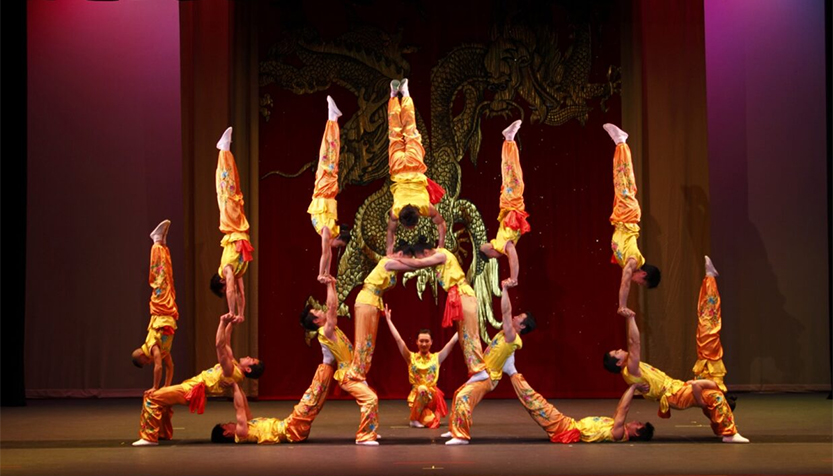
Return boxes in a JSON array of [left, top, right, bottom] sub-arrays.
[[131, 78, 748, 447]]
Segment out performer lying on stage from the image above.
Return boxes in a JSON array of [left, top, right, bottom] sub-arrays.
[[385, 78, 447, 250], [603, 123, 660, 318], [512, 373, 654, 443], [442, 281, 537, 445], [132, 314, 264, 446], [396, 237, 485, 377], [479, 120, 530, 288], [603, 307, 748, 443], [132, 219, 178, 392], [308, 96, 352, 283], [210, 127, 254, 322], [384, 303, 458, 428], [693, 256, 729, 393]]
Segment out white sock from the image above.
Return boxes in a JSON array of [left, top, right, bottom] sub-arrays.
[[441, 431, 452, 438], [602, 123, 628, 145], [390, 79, 400, 98], [150, 219, 171, 244], [502, 120, 522, 142], [445, 438, 469, 445], [327, 95, 342, 122], [409, 420, 425, 428], [400, 78, 410, 97], [722, 433, 749, 443], [356, 439, 379, 446], [132, 439, 158, 447], [216, 127, 233, 151], [705, 255, 720, 278]]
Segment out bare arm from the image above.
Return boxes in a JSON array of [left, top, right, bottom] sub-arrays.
[[235, 277, 246, 322], [319, 227, 332, 282], [611, 384, 638, 441], [501, 283, 516, 343], [223, 265, 238, 317], [232, 382, 250, 439], [618, 259, 637, 317], [386, 211, 398, 256], [504, 240, 519, 287], [383, 304, 411, 362], [163, 353, 174, 388], [151, 346, 163, 391], [384, 259, 416, 272], [437, 332, 459, 364], [322, 278, 338, 340], [395, 253, 446, 269], [430, 206, 447, 249], [216, 316, 236, 377], [625, 314, 641, 376]]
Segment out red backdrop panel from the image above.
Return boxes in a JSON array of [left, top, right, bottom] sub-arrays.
[[257, 1, 627, 399]]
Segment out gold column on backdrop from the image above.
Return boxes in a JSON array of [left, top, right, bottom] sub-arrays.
[[259, 18, 620, 341]]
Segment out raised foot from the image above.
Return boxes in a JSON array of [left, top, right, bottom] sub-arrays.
[[602, 123, 628, 145], [132, 439, 158, 447], [722, 433, 749, 443], [356, 439, 380, 446], [502, 119, 522, 141], [150, 219, 171, 243], [410, 420, 425, 428], [445, 438, 469, 445], [390, 79, 400, 98], [705, 255, 720, 277], [327, 95, 342, 121], [399, 78, 410, 97], [216, 126, 233, 151]]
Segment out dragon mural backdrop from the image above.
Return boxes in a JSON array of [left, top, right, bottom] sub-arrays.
[[259, 8, 620, 342]]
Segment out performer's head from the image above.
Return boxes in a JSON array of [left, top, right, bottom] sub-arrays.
[[210, 273, 225, 297], [210, 423, 236, 444], [603, 350, 627, 373], [390, 239, 415, 258], [130, 348, 151, 368], [332, 225, 352, 248], [626, 421, 654, 441], [412, 235, 436, 258], [239, 357, 265, 379], [399, 205, 420, 228], [513, 311, 537, 335], [416, 328, 433, 355], [633, 264, 661, 289], [300, 304, 326, 331]]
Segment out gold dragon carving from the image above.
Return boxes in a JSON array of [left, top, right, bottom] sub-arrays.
[[260, 20, 620, 341]]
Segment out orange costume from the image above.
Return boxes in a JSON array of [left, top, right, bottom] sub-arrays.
[[511, 373, 627, 443], [216, 148, 253, 277], [142, 242, 178, 360], [433, 248, 484, 376], [138, 363, 245, 443], [623, 362, 738, 437], [609, 142, 645, 269], [406, 352, 448, 429], [388, 96, 444, 218], [319, 326, 379, 443], [307, 119, 341, 236], [448, 331, 521, 440], [489, 139, 531, 254], [235, 364, 335, 444], [693, 276, 727, 392]]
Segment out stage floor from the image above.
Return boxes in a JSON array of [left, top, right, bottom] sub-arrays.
[[1, 393, 831, 475]]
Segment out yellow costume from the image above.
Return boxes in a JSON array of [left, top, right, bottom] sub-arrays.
[[308, 119, 340, 235], [609, 142, 644, 268], [483, 331, 522, 382], [354, 258, 398, 311], [623, 361, 738, 436], [142, 243, 178, 359], [407, 352, 447, 428], [216, 149, 253, 276], [319, 325, 379, 443], [348, 258, 398, 383], [490, 139, 531, 254], [138, 363, 245, 442], [693, 276, 727, 391], [235, 364, 334, 444]]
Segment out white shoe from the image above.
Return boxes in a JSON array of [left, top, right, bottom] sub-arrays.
[[440, 431, 452, 438], [602, 123, 628, 145], [410, 420, 425, 428], [216, 127, 233, 151], [390, 79, 400, 98], [356, 439, 380, 446], [132, 439, 158, 447], [722, 433, 749, 443], [445, 438, 469, 445], [502, 120, 522, 142], [150, 219, 171, 244], [399, 78, 410, 97], [705, 255, 719, 278], [327, 95, 342, 121]]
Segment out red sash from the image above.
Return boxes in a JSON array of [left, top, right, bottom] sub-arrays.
[[426, 178, 446, 205], [236, 239, 254, 262], [503, 209, 531, 234], [441, 286, 464, 328], [185, 382, 207, 415], [550, 428, 581, 444]]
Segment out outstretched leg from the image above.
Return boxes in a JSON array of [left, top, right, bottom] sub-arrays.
[[456, 295, 486, 376], [693, 256, 727, 392], [345, 304, 381, 382], [447, 378, 493, 443], [510, 374, 576, 441], [398, 88, 427, 175], [605, 124, 640, 225], [309, 97, 342, 279], [340, 379, 380, 444], [283, 363, 335, 442]]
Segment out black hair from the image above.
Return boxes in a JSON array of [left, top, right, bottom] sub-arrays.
[[603, 352, 622, 373], [337, 226, 352, 245], [411, 235, 435, 256], [209, 273, 225, 297], [131, 354, 144, 369], [641, 264, 661, 289], [393, 239, 414, 257], [417, 328, 433, 338], [211, 424, 235, 444], [299, 304, 319, 331], [246, 360, 265, 380], [519, 312, 537, 335], [631, 422, 655, 441], [399, 205, 420, 227]]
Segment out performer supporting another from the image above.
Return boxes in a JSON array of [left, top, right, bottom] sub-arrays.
[[512, 373, 654, 443], [603, 309, 748, 443], [132, 219, 178, 392], [308, 96, 352, 283], [132, 315, 264, 446], [693, 256, 728, 392], [479, 120, 530, 287], [384, 303, 458, 428], [210, 127, 254, 322], [603, 123, 660, 318], [386, 78, 447, 249], [444, 281, 537, 445]]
